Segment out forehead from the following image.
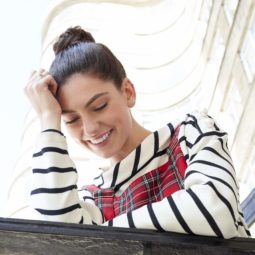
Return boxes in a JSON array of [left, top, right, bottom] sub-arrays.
[[56, 73, 120, 108]]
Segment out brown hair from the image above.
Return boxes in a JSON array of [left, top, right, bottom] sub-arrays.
[[49, 26, 126, 88]]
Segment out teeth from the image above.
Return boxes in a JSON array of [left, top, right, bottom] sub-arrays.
[[90, 131, 111, 145]]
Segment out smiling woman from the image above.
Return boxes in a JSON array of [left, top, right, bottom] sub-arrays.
[[24, 26, 250, 239], [57, 74, 149, 161]]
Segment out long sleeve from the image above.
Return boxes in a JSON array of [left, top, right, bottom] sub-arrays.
[[103, 111, 250, 238], [29, 129, 103, 224]]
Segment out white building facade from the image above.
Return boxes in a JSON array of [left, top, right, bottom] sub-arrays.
[[6, 0, 255, 236]]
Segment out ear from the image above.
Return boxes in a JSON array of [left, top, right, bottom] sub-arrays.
[[121, 78, 136, 108]]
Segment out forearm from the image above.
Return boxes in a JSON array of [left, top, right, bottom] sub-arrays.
[[30, 130, 102, 224], [40, 113, 61, 131], [103, 182, 239, 238], [103, 112, 250, 238]]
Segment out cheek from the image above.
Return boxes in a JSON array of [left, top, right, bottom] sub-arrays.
[[65, 125, 81, 140], [111, 108, 132, 131], [105, 106, 128, 125]]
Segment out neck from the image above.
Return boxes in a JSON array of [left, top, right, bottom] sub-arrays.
[[110, 119, 151, 164]]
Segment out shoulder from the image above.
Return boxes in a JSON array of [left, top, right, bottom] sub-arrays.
[[179, 109, 223, 136], [177, 109, 228, 159]]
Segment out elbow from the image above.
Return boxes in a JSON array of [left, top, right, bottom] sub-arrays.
[[218, 213, 239, 239], [187, 184, 239, 238], [208, 196, 239, 239]]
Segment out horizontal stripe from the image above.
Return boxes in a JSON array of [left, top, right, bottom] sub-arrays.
[[181, 120, 197, 129], [180, 131, 227, 150], [187, 114, 202, 133], [189, 146, 233, 166], [33, 167, 76, 174], [179, 131, 227, 149], [31, 185, 77, 195], [189, 160, 237, 188], [202, 147, 234, 169], [42, 129, 64, 136], [82, 196, 94, 201], [35, 203, 81, 215], [193, 131, 227, 147], [33, 147, 68, 157], [185, 170, 238, 202]]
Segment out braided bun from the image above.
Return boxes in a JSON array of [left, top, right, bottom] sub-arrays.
[[53, 26, 95, 55]]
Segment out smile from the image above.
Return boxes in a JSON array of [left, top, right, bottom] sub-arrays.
[[89, 130, 112, 145]]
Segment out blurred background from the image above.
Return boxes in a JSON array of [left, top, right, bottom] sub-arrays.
[[0, 0, 254, 236], [0, 0, 53, 215]]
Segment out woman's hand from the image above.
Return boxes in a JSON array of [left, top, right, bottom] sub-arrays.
[[24, 69, 62, 131]]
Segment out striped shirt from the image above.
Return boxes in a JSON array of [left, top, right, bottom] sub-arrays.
[[30, 110, 250, 238]]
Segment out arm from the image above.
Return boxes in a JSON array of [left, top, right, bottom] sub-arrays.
[[103, 111, 250, 238], [25, 70, 103, 224], [29, 129, 103, 224]]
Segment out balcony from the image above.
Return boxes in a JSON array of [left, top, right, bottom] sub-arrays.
[[0, 217, 254, 255]]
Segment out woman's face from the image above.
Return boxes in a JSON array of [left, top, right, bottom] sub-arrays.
[[57, 73, 136, 162]]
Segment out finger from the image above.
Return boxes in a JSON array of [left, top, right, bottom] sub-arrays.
[[30, 70, 37, 77], [26, 70, 37, 83], [24, 70, 38, 94], [33, 72, 59, 96], [40, 69, 48, 75], [27, 69, 43, 85], [46, 76, 59, 96], [30, 70, 49, 84], [39, 70, 48, 78], [38, 68, 46, 74]]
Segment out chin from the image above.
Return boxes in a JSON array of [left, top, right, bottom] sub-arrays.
[[94, 150, 114, 159], [79, 142, 110, 157]]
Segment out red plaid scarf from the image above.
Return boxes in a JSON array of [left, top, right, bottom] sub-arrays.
[[84, 126, 187, 221]]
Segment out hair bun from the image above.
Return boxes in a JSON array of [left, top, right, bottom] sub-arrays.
[[53, 26, 95, 55]]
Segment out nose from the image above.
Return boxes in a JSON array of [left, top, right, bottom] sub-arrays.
[[81, 115, 100, 138]]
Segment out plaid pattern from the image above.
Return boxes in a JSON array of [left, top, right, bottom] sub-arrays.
[[85, 126, 187, 222]]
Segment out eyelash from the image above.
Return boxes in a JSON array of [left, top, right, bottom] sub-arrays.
[[64, 103, 108, 125], [94, 103, 107, 112], [65, 117, 80, 125]]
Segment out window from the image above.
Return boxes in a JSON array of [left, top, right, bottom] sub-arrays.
[[223, 0, 238, 25], [240, 14, 255, 83], [223, 77, 243, 145]]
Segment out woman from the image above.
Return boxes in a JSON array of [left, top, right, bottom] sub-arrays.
[[25, 26, 250, 238]]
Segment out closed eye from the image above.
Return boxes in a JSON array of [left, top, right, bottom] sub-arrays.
[[64, 117, 80, 125], [94, 103, 107, 112]]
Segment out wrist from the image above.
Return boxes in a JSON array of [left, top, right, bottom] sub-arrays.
[[42, 129, 64, 136], [40, 112, 61, 131]]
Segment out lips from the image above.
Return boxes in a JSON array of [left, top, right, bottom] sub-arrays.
[[89, 130, 112, 145]]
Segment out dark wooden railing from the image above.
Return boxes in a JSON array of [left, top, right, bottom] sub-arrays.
[[0, 217, 254, 254]]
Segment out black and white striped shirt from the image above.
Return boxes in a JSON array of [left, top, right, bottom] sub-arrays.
[[30, 110, 250, 238]]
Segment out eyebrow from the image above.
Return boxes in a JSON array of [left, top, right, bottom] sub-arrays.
[[62, 92, 109, 114]]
